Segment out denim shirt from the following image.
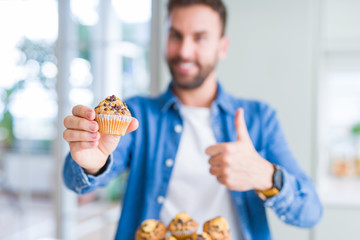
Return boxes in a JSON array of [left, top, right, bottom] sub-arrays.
[[63, 83, 322, 240]]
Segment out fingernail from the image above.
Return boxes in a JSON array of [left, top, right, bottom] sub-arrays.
[[90, 133, 97, 139], [89, 123, 96, 131], [87, 111, 92, 119]]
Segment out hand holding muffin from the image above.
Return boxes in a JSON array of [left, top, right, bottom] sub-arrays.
[[63, 95, 138, 175]]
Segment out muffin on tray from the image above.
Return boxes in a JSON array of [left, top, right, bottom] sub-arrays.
[[184, 232, 212, 240], [165, 236, 177, 240], [135, 219, 167, 240], [168, 212, 198, 239], [203, 216, 230, 240], [94, 94, 132, 136]]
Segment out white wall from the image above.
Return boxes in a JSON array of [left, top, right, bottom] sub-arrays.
[[218, 0, 319, 174]]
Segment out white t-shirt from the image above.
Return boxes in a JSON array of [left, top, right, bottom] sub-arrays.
[[160, 105, 242, 240]]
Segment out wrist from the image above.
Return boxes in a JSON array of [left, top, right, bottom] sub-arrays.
[[84, 155, 110, 176], [84, 168, 102, 176], [255, 159, 274, 191], [256, 164, 283, 200]]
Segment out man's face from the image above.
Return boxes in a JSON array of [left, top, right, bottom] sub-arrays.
[[166, 5, 228, 90]]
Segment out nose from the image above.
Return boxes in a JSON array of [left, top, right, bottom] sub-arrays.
[[178, 37, 194, 60]]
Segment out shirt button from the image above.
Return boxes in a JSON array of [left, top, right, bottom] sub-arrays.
[[165, 158, 174, 167], [174, 124, 182, 133], [157, 196, 165, 204]]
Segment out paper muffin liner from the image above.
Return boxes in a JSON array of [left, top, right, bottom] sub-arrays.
[[169, 230, 197, 240], [95, 114, 132, 136]]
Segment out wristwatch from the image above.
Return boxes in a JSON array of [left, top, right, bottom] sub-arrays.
[[256, 164, 283, 201]]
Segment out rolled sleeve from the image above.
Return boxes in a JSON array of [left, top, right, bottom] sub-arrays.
[[63, 153, 115, 194], [263, 167, 322, 227], [260, 104, 322, 228]]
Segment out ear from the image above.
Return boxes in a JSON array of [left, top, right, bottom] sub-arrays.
[[218, 35, 229, 60]]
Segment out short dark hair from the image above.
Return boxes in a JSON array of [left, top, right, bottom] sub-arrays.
[[167, 0, 227, 36]]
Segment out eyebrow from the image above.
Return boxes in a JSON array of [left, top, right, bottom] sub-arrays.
[[169, 26, 208, 36]]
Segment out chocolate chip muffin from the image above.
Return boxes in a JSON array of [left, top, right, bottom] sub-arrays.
[[203, 217, 230, 240], [168, 212, 198, 240], [184, 232, 212, 240], [165, 236, 177, 240], [94, 94, 132, 136], [135, 219, 167, 240]]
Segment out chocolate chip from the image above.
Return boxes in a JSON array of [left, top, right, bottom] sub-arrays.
[[104, 108, 108, 111], [105, 95, 116, 102]]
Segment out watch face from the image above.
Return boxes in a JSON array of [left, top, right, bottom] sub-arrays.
[[273, 166, 283, 190]]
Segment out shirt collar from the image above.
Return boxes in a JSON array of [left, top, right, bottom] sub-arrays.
[[214, 82, 238, 115], [160, 81, 238, 115], [160, 84, 181, 112]]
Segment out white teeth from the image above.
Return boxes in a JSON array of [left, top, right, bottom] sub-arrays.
[[179, 63, 193, 69]]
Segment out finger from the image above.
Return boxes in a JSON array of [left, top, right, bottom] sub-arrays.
[[126, 118, 139, 133], [72, 105, 95, 120], [64, 115, 98, 132], [209, 165, 226, 176], [208, 154, 229, 167], [63, 129, 100, 142], [216, 175, 227, 185], [235, 108, 250, 141], [205, 142, 237, 156], [69, 141, 99, 151], [205, 144, 222, 156]]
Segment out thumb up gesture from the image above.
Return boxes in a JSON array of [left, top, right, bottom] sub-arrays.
[[205, 108, 274, 192]]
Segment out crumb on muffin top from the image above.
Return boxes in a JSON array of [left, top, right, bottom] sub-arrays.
[[94, 94, 131, 116], [135, 219, 166, 240], [203, 216, 230, 240], [168, 212, 198, 232]]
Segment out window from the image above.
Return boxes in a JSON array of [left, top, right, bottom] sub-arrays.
[[0, 0, 152, 239]]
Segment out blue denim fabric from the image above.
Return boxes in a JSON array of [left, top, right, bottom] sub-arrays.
[[63, 83, 322, 240]]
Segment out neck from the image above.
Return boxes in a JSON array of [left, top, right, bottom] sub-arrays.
[[172, 72, 218, 108]]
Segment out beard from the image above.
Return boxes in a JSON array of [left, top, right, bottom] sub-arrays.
[[167, 57, 217, 90]]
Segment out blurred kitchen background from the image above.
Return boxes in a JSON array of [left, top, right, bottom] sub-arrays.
[[0, 0, 359, 239]]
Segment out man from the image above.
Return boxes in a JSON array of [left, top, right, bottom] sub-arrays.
[[63, 0, 322, 239]]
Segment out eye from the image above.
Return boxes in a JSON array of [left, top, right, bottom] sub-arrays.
[[195, 35, 205, 41], [169, 32, 181, 41], [195, 34, 205, 42]]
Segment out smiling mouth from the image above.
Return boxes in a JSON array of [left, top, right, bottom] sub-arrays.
[[173, 61, 198, 74]]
